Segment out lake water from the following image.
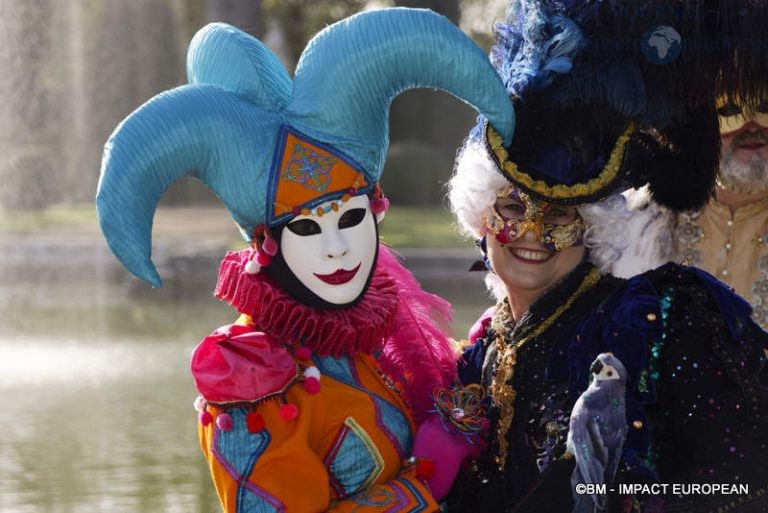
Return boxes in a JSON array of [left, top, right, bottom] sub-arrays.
[[0, 245, 491, 513]]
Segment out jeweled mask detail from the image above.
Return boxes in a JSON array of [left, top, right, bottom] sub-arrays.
[[484, 186, 584, 252]]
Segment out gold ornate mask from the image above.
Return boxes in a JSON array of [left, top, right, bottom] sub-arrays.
[[484, 186, 584, 252]]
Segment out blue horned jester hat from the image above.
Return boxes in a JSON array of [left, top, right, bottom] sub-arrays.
[[473, 0, 768, 210], [97, 8, 515, 287]]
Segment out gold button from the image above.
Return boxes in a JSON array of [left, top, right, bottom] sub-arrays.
[[633, 420, 644, 429], [725, 243, 732, 251], [646, 313, 657, 322], [727, 220, 734, 227]]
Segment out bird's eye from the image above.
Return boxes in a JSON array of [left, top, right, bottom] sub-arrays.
[[607, 371, 613, 377]]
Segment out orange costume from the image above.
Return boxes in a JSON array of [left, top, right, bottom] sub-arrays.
[[199, 352, 436, 512], [191, 247, 454, 512]]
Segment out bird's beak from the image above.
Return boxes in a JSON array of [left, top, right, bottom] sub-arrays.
[[590, 360, 604, 375]]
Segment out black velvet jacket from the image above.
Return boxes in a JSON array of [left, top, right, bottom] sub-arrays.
[[446, 262, 768, 513]]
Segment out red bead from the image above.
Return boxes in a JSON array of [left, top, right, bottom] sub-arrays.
[[255, 251, 272, 266], [199, 411, 213, 426], [304, 377, 321, 394], [415, 459, 435, 479], [292, 207, 301, 215], [371, 197, 390, 214], [295, 347, 312, 360], [246, 412, 266, 433], [262, 237, 278, 256], [279, 403, 299, 421]]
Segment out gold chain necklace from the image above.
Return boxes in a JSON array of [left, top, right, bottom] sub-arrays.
[[489, 267, 602, 471]]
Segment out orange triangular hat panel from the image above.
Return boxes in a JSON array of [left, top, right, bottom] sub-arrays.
[[272, 131, 368, 218]]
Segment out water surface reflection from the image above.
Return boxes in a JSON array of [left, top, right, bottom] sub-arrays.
[[0, 255, 489, 513]]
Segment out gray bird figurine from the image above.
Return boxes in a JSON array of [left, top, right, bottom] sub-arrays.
[[567, 353, 628, 513]]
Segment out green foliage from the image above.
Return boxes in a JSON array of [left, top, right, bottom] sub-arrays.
[[380, 142, 455, 207]]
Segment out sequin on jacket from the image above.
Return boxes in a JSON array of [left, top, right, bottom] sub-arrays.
[[447, 262, 768, 513]]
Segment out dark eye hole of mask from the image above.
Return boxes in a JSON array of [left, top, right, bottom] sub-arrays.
[[286, 218, 321, 236], [338, 208, 367, 229]]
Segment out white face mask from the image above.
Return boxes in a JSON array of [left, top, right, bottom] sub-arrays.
[[280, 195, 377, 305]]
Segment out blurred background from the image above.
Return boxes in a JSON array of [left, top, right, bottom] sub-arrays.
[[0, 1, 505, 511]]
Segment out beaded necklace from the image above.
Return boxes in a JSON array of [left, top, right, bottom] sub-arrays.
[[489, 267, 602, 471]]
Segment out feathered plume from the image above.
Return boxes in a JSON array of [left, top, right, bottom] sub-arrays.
[[376, 246, 458, 425], [484, 0, 768, 211]]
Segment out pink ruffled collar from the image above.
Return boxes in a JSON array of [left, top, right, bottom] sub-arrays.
[[212, 246, 459, 420], [214, 249, 399, 357]]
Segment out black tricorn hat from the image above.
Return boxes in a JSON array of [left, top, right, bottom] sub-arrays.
[[477, 0, 768, 211]]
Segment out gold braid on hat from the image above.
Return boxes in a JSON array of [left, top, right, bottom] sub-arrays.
[[486, 122, 636, 202]]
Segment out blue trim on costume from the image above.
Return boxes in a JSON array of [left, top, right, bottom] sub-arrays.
[[327, 419, 385, 497], [314, 355, 412, 460], [212, 408, 284, 512], [370, 396, 411, 459], [393, 476, 430, 512]]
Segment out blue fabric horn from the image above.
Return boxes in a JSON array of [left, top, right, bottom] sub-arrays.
[[97, 8, 514, 287]]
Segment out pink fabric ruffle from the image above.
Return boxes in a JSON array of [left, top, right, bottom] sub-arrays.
[[191, 324, 298, 403], [467, 306, 495, 343], [206, 245, 458, 418], [214, 249, 399, 357]]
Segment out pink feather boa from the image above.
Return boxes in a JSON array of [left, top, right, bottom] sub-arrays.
[[214, 245, 458, 421]]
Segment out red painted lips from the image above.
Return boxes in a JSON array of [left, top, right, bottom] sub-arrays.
[[314, 264, 361, 285]]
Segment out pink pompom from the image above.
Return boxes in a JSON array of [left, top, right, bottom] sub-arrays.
[[262, 237, 278, 256], [216, 412, 234, 431], [279, 403, 299, 421], [304, 377, 321, 394], [371, 197, 390, 214], [199, 411, 213, 426], [295, 347, 312, 360], [255, 251, 272, 266]]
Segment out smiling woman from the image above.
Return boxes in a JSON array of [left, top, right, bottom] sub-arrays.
[[442, 1, 768, 511]]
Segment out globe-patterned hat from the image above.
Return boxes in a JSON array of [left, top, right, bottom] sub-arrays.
[[96, 8, 514, 287], [475, 0, 768, 208]]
